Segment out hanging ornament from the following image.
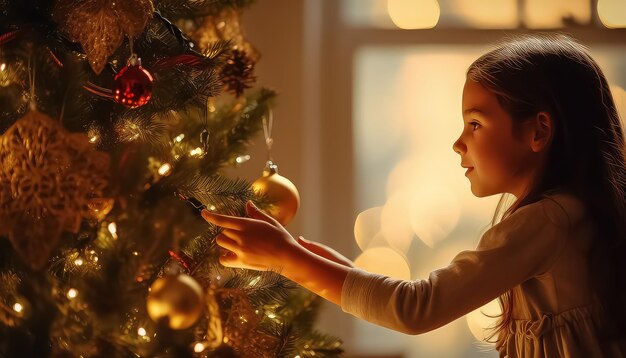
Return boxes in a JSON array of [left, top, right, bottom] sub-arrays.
[[0, 107, 110, 270], [251, 109, 300, 225], [146, 269, 204, 330], [221, 49, 256, 97], [87, 198, 115, 221], [52, 0, 154, 74], [188, 6, 259, 61], [114, 51, 153, 108]]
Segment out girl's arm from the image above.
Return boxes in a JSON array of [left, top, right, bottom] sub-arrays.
[[201, 201, 350, 305], [296, 236, 355, 268], [203, 196, 578, 335]]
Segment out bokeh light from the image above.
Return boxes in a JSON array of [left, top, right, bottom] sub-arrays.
[[354, 206, 385, 251], [466, 298, 502, 341], [354, 247, 411, 280], [387, 0, 440, 29], [598, 0, 626, 28]]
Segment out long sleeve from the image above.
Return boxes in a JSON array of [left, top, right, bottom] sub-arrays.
[[341, 195, 582, 335]]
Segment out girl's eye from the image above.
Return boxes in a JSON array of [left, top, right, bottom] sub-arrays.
[[470, 122, 480, 130]]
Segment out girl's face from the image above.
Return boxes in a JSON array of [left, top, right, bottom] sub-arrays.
[[453, 79, 537, 198]]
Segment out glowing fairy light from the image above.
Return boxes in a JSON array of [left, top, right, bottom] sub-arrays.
[[174, 133, 185, 142], [266, 312, 276, 319], [67, 288, 78, 299], [208, 205, 217, 211], [137, 327, 147, 336], [12, 303, 23, 313], [0, 63, 5, 71], [157, 163, 172, 176], [74, 258, 84, 266], [132, 251, 139, 256], [235, 155, 250, 164], [194, 342, 206, 353], [189, 147, 204, 157], [108, 222, 117, 239], [89, 135, 98, 143]]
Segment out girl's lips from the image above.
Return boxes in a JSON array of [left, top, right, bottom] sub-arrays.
[[465, 167, 474, 175]]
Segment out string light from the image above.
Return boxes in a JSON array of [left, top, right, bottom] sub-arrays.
[[137, 327, 147, 336], [235, 155, 250, 164], [74, 258, 84, 266], [174, 133, 185, 142], [157, 163, 172, 176], [108, 222, 118, 239], [189, 147, 204, 156], [0, 63, 5, 72], [12, 303, 23, 313], [266, 312, 276, 319], [194, 342, 206, 353], [67, 288, 78, 299]]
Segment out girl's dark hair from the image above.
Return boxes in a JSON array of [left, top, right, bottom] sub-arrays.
[[467, 33, 626, 344]]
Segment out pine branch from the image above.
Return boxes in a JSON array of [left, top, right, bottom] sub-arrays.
[[153, 0, 256, 20], [170, 172, 254, 215]]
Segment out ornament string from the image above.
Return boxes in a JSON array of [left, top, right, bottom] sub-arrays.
[[27, 56, 36, 111], [262, 108, 274, 162]]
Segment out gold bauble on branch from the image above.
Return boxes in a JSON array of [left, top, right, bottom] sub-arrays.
[[146, 272, 204, 330], [251, 161, 300, 226]]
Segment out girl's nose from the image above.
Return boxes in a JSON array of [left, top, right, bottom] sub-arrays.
[[452, 136, 464, 155]]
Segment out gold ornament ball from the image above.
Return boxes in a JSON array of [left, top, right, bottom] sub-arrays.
[[251, 161, 300, 226], [146, 274, 204, 330]]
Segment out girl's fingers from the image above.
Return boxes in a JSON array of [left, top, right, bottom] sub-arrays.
[[219, 252, 238, 267], [220, 229, 243, 244], [201, 210, 257, 230], [215, 234, 239, 252]]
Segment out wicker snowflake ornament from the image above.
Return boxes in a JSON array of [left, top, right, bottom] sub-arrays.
[[0, 109, 110, 270]]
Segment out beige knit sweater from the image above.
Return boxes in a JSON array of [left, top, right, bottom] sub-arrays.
[[341, 192, 626, 357]]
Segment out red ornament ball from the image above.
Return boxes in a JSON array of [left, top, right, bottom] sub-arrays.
[[113, 63, 153, 108]]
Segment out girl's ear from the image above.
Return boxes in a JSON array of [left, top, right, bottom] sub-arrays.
[[529, 111, 553, 153]]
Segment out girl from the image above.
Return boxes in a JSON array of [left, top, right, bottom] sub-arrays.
[[201, 34, 626, 357]]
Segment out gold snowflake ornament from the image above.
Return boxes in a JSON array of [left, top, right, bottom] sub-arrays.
[[52, 0, 154, 74], [0, 109, 110, 270]]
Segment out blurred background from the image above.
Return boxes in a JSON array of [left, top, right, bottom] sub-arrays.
[[232, 1, 626, 357]]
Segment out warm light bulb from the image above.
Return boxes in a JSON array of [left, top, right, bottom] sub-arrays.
[[0, 63, 6, 72], [74, 258, 84, 266], [67, 288, 78, 299], [189, 147, 204, 156], [236, 155, 250, 164], [138, 327, 147, 336], [108, 222, 118, 239], [12, 303, 23, 313], [158, 163, 172, 176], [174, 133, 185, 142], [194, 342, 206, 353]]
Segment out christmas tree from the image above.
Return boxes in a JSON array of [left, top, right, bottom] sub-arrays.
[[0, 0, 343, 357]]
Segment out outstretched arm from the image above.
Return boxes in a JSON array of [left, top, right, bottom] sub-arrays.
[[201, 201, 350, 306]]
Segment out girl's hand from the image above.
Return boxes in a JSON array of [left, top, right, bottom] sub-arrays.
[[201, 201, 303, 272], [296, 236, 354, 268]]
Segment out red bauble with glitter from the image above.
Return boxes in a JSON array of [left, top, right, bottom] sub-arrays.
[[114, 56, 153, 108]]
